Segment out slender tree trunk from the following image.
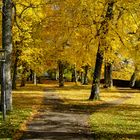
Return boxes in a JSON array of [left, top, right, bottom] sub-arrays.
[[89, 0, 115, 100], [55, 70, 58, 80], [12, 50, 20, 90], [71, 64, 77, 83], [12, 55, 18, 90], [2, 0, 13, 111], [104, 62, 113, 88], [71, 70, 75, 82], [38, 77, 41, 84], [20, 78, 26, 87], [27, 69, 32, 81], [130, 71, 137, 88], [81, 72, 84, 84], [83, 65, 88, 85], [58, 61, 64, 87], [33, 72, 37, 85], [20, 68, 27, 87]]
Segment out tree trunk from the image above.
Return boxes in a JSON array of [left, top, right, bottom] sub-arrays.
[[89, 0, 115, 100], [12, 51, 19, 90], [89, 45, 104, 100], [2, 0, 13, 111], [27, 69, 33, 81], [38, 77, 41, 84], [81, 72, 84, 84], [130, 72, 137, 88], [71, 65, 77, 83], [104, 62, 113, 88], [33, 72, 37, 85], [83, 65, 88, 85], [55, 70, 58, 80], [20, 78, 26, 87], [58, 61, 64, 87], [20, 67, 27, 87]]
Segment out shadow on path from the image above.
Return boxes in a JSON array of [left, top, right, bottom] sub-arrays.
[[20, 89, 95, 140], [20, 87, 136, 140]]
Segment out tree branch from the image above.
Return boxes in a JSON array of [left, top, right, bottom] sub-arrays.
[[12, 2, 28, 32]]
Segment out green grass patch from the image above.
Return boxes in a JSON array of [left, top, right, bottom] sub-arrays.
[[0, 84, 46, 139], [89, 90, 140, 139], [0, 81, 139, 139], [56, 83, 140, 139]]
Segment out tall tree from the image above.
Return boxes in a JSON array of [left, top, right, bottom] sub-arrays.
[[2, 0, 13, 111], [89, 0, 115, 100]]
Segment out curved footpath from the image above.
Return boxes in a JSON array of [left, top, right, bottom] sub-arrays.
[[20, 88, 133, 140]]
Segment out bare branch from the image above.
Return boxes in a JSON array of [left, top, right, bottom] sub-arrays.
[[12, 2, 28, 32]]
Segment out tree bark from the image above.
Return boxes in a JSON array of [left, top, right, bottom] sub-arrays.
[[20, 67, 27, 87], [130, 71, 137, 88], [89, 45, 104, 100], [12, 50, 20, 90], [12, 55, 18, 90], [27, 69, 33, 81], [71, 64, 77, 83], [83, 65, 88, 85], [89, 0, 115, 100], [33, 72, 37, 85], [2, 0, 13, 111], [81, 72, 84, 84], [104, 62, 113, 88], [58, 61, 64, 87]]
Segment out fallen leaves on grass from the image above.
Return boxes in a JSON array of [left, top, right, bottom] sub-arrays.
[[0, 84, 46, 139]]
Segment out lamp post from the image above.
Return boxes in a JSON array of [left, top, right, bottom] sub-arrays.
[[0, 49, 6, 121]]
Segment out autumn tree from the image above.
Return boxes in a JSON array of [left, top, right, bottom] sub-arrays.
[[89, 0, 115, 100], [11, 0, 47, 88]]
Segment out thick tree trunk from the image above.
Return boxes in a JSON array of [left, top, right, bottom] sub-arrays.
[[89, 0, 115, 100], [58, 61, 64, 87], [89, 45, 103, 100], [104, 62, 113, 88], [83, 65, 88, 85], [2, 0, 13, 111]]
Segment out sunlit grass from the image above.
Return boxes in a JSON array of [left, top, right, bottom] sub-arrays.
[[56, 83, 140, 139], [57, 84, 126, 104], [89, 90, 140, 139], [0, 84, 46, 139], [0, 81, 139, 139]]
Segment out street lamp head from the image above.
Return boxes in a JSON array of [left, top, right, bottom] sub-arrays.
[[0, 49, 6, 62]]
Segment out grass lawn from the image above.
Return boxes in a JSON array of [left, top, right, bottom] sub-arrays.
[[0, 81, 140, 140], [89, 92, 140, 139], [0, 84, 46, 139], [56, 83, 140, 139]]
